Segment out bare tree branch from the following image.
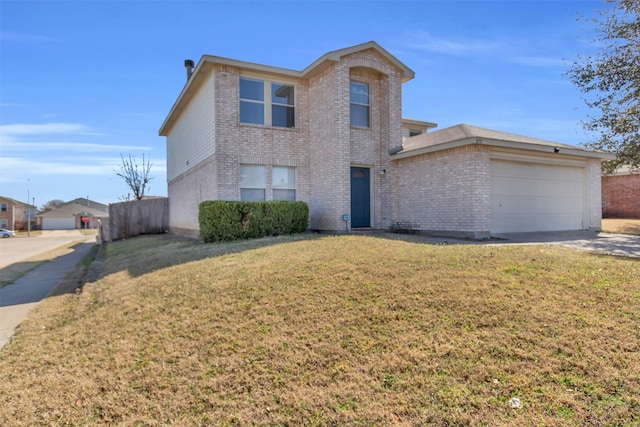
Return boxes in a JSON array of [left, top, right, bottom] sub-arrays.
[[116, 154, 154, 200]]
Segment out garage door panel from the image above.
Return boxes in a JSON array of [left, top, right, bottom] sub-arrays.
[[491, 160, 585, 233], [493, 196, 582, 214], [494, 214, 584, 233], [495, 179, 580, 198]]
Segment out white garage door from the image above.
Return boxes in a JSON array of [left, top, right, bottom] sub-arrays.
[[491, 160, 585, 233], [42, 218, 75, 230]]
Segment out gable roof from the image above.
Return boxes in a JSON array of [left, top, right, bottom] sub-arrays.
[[393, 123, 615, 160], [0, 196, 35, 208], [159, 41, 414, 136], [301, 41, 415, 82], [37, 203, 108, 219], [64, 197, 108, 211]]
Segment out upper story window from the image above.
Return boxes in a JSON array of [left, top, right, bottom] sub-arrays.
[[0, 203, 7, 212], [350, 81, 370, 127], [240, 77, 295, 128], [409, 129, 423, 137]]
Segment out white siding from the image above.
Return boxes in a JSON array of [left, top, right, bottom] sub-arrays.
[[166, 69, 216, 181]]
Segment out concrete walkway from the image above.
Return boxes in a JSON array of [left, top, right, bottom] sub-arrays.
[[0, 240, 96, 349]]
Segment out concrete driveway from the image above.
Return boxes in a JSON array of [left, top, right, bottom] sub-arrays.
[[491, 230, 640, 258], [374, 229, 640, 259]]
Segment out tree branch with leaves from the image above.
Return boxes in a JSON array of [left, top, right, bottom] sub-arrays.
[[568, 0, 640, 173]]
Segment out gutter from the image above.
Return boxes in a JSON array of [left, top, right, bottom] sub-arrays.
[[391, 138, 616, 161]]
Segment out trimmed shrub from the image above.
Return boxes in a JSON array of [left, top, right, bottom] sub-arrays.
[[199, 200, 309, 242]]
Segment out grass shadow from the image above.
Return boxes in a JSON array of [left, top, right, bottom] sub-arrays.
[[87, 232, 326, 282]]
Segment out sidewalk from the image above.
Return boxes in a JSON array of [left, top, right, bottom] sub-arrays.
[[0, 240, 96, 350]]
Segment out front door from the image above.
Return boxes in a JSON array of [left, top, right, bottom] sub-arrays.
[[350, 167, 371, 228]]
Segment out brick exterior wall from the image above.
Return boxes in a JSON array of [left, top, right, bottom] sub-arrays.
[[308, 63, 349, 230], [164, 46, 408, 235], [167, 157, 217, 236], [393, 145, 492, 239], [162, 44, 607, 237], [587, 159, 604, 229], [0, 197, 31, 230], [602, 173, 640, 218], [0, 197, 17, 230]]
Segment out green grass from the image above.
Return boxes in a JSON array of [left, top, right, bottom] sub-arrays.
[[0, 234, 638, 426]]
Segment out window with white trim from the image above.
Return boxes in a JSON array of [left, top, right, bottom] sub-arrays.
[[1, 203, 7, 212], [240, 165, 266, 201], [350, 81, 370, 127], [240, 77, 295, 128], [272, 166, 296, 201], [1, 219, 7, 228]]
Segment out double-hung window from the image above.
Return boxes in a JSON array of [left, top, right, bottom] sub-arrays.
[[350, 81, 370, 127], [239, 78, 265, 125], [240, 165, 266, 201], [240, 77, 295, 128], [240, 165, 297, 201], [272, 166, 296, 201], [0, 203, 7, 212]]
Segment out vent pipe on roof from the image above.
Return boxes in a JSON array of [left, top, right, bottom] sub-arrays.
[[184, 59, 195, 81]]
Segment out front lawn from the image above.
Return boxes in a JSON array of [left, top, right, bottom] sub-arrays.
[[0, 234, 638, 426]]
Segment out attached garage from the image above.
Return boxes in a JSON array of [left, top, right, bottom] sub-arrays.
[[392, 124, 615, 238], [490, 159, 586, 233]]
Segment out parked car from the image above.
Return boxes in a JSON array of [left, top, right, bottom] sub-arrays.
[[0, 228, 16, 238]]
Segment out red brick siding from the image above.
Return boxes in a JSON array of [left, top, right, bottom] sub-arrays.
[[602, 174, 640, 218]]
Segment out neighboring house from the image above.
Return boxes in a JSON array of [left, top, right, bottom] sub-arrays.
[[0, 196, 36, 230], [159, 41, 614, 239], [602, 166, 639, 218], [37, 197, 108, 230]]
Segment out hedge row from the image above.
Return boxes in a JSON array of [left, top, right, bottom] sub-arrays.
[[198, 200, 309, 243]]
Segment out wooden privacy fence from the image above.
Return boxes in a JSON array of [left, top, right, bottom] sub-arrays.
[[100, 198, 169, 242]]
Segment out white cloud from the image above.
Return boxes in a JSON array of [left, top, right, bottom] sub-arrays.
[[0, 136, 150, 152], [0, 122, 93, 135], [0, 156, 166, 180], [405, 31, 503, 56], [0, 122, 150, 152]]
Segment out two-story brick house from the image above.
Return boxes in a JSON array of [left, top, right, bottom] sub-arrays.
[[0, 196, 36, 231], [159, 41, 613, 239]]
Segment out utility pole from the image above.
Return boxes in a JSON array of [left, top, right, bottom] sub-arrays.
[[27, 179, 30, 237]]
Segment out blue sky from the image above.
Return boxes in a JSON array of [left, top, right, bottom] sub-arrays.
[[0, 0, 603, 207]]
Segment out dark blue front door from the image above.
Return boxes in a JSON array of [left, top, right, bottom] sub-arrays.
[[350, 167, 370, 228]]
